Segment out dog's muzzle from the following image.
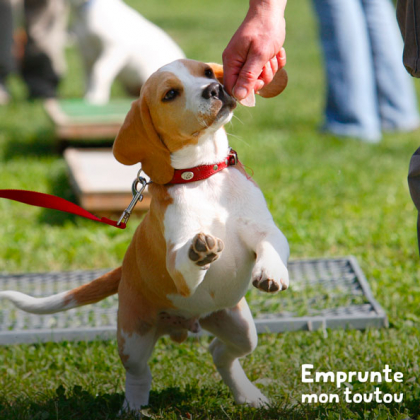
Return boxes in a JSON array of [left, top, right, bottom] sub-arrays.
[[202, 82, 236, 110]]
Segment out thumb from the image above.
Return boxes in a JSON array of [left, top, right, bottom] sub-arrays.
[[233, 55, 266, 101]]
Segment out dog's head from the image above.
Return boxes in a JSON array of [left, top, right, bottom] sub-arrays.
[[113, 59, 287, 184]]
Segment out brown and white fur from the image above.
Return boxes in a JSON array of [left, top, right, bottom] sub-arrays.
[[0, 59, 289, 414]]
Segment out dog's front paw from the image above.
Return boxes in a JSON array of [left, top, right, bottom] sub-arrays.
[[252, 264, 289, 293], [188, 233, 224, 269]]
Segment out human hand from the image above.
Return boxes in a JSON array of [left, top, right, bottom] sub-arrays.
[[222, 0, 287, 106]]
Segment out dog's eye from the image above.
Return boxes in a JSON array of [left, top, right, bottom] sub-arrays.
[[204, 68, 214, 79], [163, 89, 179, 102]]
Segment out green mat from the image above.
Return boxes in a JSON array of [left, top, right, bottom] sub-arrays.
[[56, 98, 133, 124]]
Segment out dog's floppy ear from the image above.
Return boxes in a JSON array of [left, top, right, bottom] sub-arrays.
[[113, 93, 174, 185]]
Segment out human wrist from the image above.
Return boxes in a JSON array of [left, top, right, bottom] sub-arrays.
[[248, 0, 287, 17]]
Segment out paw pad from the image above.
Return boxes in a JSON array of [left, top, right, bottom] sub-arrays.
[[252, 271, 287, 293], [189, 233, 224, 269]]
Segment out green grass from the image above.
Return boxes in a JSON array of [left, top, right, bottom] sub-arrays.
[[1, 0, 420, 418]]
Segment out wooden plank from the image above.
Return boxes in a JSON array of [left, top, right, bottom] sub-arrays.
[[44, 98, 132, 141], [64, 148, 150, 215]]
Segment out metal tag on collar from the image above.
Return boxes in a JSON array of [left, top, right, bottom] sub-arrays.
[[228, 148, 238, 166], [117, 169, 149, 226]]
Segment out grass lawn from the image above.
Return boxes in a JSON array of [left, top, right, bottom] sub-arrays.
[[1, 0, 420, 418]]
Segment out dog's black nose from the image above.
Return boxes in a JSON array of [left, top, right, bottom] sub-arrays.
[[202, 82, 224, 100]]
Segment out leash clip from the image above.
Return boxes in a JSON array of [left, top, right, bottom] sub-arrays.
[[117, 169, 149, 226]]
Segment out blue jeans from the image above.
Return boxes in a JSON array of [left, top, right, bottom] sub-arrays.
[[312, 0, 420, 142]]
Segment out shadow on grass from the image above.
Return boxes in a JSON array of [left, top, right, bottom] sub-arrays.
[[3, 126, 115, 162], [3, 126, 59, 161], [37, 168, 79, 227], [2, 384, 418, 420], [0, 386, 124, 420], [0, 386, 306, 420]]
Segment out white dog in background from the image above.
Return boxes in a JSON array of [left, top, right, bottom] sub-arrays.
[[70, 0, 185, 104]]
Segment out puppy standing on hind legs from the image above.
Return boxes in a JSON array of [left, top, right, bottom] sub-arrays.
[[0, 59, 289, 415]]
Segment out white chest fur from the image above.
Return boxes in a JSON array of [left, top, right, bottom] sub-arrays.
[[163, 166, 279, 316]]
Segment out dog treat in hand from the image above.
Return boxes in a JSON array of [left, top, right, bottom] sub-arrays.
[[236, 67, 288, 107], [238, 90, 256, 107], [257, 68, 288, 99]]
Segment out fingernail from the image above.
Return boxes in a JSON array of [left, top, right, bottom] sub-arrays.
[[233, 86, 247, 100]]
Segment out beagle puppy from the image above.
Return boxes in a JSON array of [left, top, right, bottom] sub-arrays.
[[0, 59, 289, 413], [70, 0, 185, 104]]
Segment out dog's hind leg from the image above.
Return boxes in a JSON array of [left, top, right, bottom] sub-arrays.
[[200, 297, 269, 408], [118, 327, 157, 414], [117, 287, 159, 414]]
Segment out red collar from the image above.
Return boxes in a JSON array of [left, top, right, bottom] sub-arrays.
[[168, 149, 238, 184]]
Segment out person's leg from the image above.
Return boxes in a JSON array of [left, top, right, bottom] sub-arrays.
[[312, 0, 381, 142], [363, 0, 420, 132], [408, 147, 420, 254], [21, 0, 67, 99], [0, 0, 14, 104]]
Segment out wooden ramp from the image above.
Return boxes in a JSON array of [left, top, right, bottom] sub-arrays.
[[44, 98, 132, 141], [64, 148, 150, 215]]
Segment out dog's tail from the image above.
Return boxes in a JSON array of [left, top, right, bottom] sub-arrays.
[[0, 267, 122, 314]]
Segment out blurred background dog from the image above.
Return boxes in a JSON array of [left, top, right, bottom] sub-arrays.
[[0, 0, 185, 104], [70, 0, 185, 104]]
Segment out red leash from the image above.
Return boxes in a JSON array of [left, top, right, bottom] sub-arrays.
[[0, 150, 242, 230], [0, 189, 127, 229]]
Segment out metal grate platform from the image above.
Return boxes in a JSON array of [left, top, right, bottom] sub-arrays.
[[0, 256, 387, 345]]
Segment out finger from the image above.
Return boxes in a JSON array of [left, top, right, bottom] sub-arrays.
[[232, 49, 268, 100], [222, 61, 241, 95], [255, 79, 264, 92], [263, 57, 279, 82], [257, 61, 274, 89], [269, 56, 279, 75], [222, 44, 247, 95], [277, 47, 286, 68], [222, 59, 241, 96], [255, 56, 278, 93]]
